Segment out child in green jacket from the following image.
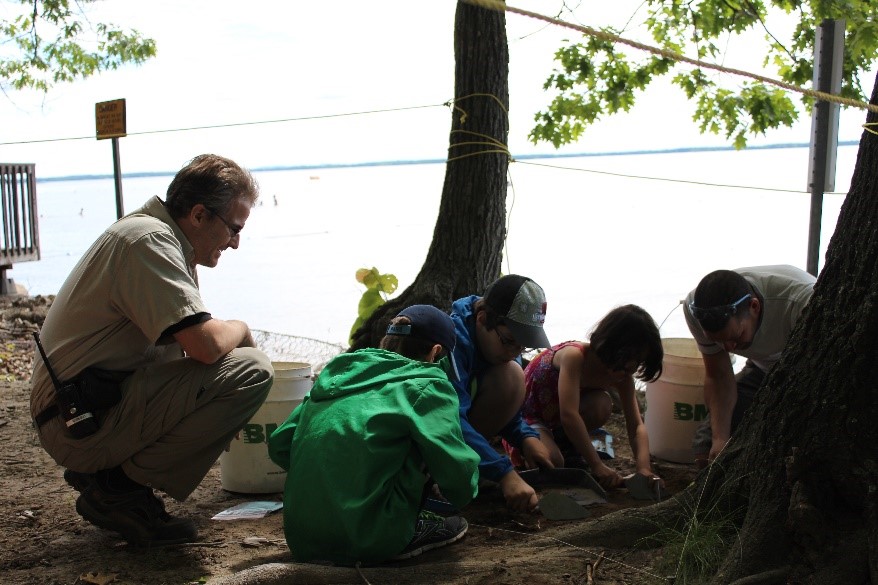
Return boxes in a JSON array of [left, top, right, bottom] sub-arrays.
[[268, 305, 480, 565]]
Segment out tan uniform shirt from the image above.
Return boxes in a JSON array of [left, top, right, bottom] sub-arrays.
[[30, 196, 208, 417]]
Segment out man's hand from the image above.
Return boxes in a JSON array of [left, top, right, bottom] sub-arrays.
[[521, 436, 554, 470], [499, 470, 538, 512]]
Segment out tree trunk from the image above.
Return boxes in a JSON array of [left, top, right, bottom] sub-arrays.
[[707, 70, 878, 585], [349, 1, 509, 349], [565, 72, 878, 585]]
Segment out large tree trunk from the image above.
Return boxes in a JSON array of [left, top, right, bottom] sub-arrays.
[[562, 73, 878, 585], [708, 69, 878, 585], [349, 1, 509, 349]]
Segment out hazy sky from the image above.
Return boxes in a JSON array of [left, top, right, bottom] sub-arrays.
[[2, 0, 875, 178]]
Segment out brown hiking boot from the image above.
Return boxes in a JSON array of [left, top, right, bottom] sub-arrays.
[[64, 469, 198, 547]]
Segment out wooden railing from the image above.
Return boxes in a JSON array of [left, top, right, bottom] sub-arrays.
[[0, 164, 40, 294]]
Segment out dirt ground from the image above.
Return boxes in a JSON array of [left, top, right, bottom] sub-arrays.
[[0, 295, 698, 585]]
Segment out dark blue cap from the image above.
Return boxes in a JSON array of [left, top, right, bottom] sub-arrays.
[[387, 304, 460, 381]]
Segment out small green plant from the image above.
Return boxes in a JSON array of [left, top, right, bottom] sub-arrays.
[[640, 464, 745, 585], [349, 267, 398, 345], [639, 483, 743, 584], [653, 512, 739, 584]]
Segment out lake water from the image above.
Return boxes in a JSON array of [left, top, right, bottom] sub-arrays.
[[13, 146, 851, 352]]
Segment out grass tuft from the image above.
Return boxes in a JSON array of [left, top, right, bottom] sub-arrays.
[[651, 510, 740, 584]]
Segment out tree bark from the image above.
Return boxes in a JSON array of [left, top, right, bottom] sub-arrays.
[[349, 1, 509, 349]]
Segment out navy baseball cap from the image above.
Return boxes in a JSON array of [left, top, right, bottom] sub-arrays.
[[387, 304, 460, 380]]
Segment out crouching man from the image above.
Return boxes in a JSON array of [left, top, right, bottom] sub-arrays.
[[30, 154, 274, 546]]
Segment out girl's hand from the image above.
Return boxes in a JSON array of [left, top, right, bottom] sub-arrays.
[[592, 462, 624, 489], [646, 473, 665, 491]]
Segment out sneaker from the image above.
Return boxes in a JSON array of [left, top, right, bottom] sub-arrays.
[[64, 469, 198, 547], [392, 511, 468, 560]]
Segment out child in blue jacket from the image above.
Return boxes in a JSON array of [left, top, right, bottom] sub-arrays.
[[448, 274, 554, 512]]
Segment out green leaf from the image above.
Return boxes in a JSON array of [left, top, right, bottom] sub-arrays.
[[530, 0, 878, 149], [349, 267, 399, 345], [1, 0, 156, 93]]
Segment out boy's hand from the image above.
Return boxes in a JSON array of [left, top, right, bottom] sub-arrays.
[[499, 471, 538, 512], [521, 436, 554, 470]]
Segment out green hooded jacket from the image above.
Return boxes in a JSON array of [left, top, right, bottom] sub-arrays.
[[267, 348, 480, 565]]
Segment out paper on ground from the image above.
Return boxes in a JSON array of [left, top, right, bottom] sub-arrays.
[[211, 501, 283, 521]]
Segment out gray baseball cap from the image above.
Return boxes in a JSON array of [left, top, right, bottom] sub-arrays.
[[483, 275, 550, 349]]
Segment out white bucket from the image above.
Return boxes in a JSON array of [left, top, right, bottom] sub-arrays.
[[645, 338, 707, 464], [220, 361, 312, 493]]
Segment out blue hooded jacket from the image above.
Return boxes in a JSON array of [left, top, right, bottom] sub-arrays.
[[448, 295, 539, 482]]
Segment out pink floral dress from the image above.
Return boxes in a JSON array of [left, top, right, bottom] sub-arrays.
[[504, 341, 584, 465]]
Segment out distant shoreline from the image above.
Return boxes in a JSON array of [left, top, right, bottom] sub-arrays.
[[35, 140, 860, 183]]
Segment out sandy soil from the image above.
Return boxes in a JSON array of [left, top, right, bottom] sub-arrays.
[[0, 296, 697, 585]]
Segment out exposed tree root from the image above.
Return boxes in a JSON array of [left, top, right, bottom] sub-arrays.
[[726, 567, 790, 585], [549, 495, 692, 549], [208, 551, 596, 585]]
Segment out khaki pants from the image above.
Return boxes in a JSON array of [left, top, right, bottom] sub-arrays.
[[38, 348, 273, 500]]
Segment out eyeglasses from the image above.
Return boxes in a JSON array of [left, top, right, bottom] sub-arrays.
[[495, 328, 528, 353], [208, 208, 243, 238], [688, 293, 752, 322]]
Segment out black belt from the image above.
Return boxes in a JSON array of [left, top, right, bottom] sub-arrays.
[[34, 403, 60, 428]]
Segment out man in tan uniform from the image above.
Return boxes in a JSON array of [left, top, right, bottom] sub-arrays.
[[30, 154, 274, 547]]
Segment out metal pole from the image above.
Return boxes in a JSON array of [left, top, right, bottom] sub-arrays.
[[112, 137, 124, 219], [806, 19, 845, 276]]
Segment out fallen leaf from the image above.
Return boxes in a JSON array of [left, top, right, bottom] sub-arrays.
[[242, 536, 270, 548], [79, 572, 118, 585], [17, 510, 37, 521]]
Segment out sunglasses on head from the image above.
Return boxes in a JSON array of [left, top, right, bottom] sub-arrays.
[[688, 293, 752, 322]]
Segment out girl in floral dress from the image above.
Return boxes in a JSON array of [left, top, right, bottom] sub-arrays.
[[509, 305, 665, 490]]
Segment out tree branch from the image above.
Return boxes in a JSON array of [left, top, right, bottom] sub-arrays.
[[30, 0, 39, 61], [742, 0, 795, 61]]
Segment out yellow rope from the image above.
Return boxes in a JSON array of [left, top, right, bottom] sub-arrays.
[[515, 159, 833, 194], [447, 92, 511, 125], [443, 97, 515, 162], [446, 149, 511, 163], [461, 0, 878, 115], [450, 129, 509, 149]]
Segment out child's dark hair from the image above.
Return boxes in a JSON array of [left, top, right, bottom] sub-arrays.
[[379, 316, 441, 361], [589, 305, 663, 382]]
